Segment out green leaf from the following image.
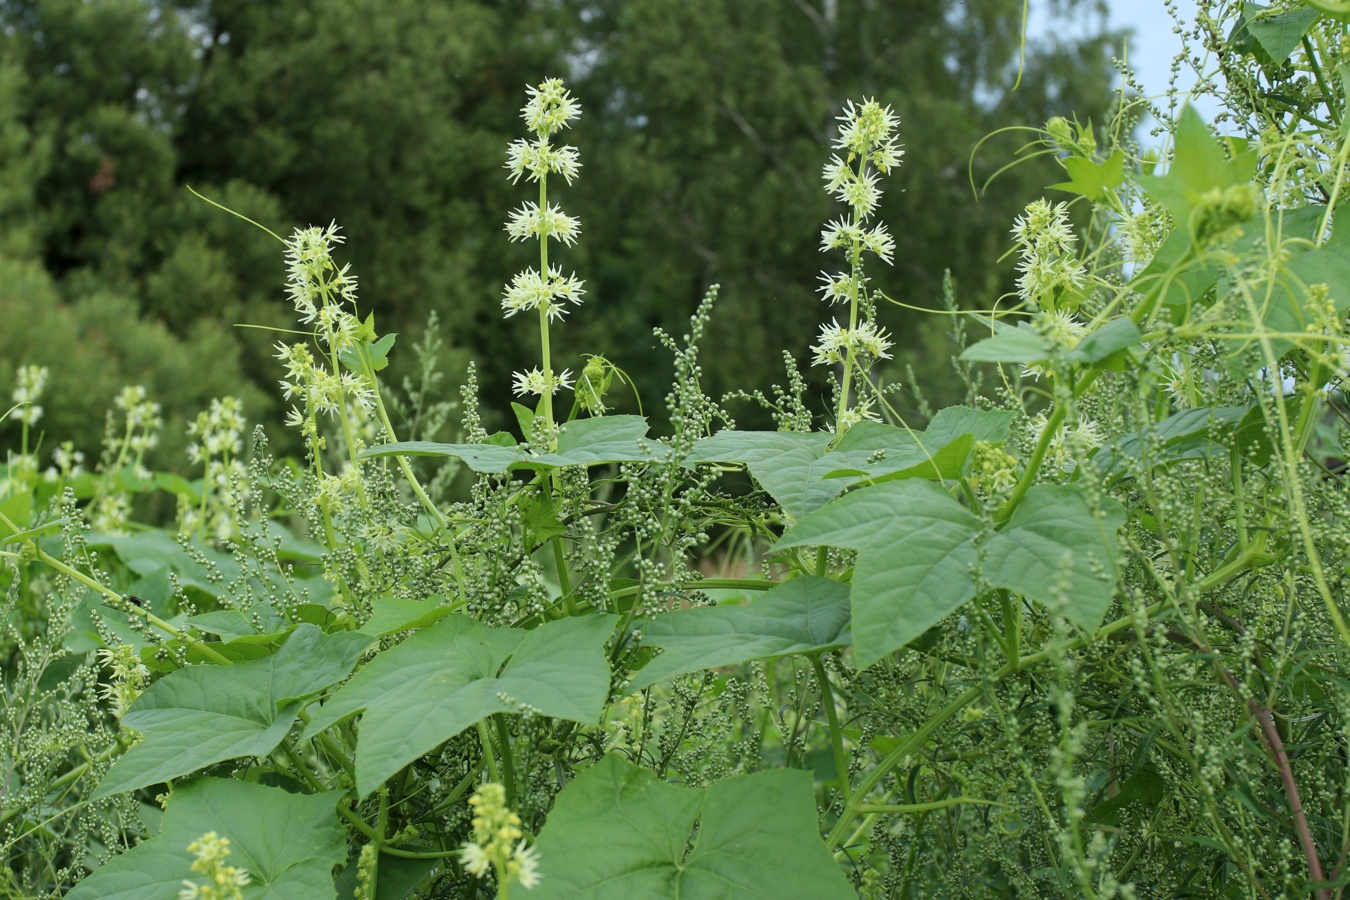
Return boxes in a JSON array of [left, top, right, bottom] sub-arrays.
[[531, 415, 671, 467], [528, 754, 855, 900], [1292, 212, 1350, 314], [920, 406, 1018, 447], [1049, 150, 1126, 202], [94, 625, 372, 798], [339, 332, 397, 373], [520, 488, 566, 546], [833, 434, 975, 485], [1129, 227, 1218, 309], [686, 431, 841, 519], [983, 485, 1126, 631], [358, 596, 451, 637], [303, 614, 616, 797], [1244, 3, 1320, 62], [1087, 766, 1166, 827], [512, 400, 536, 436], [364, 416, 669, 473], [776, 481, 981, 667], [361, 440, 523, 473], [1066, 318, 1143, 365], [1091, 406, 1251, 483], [959, 322, 1051, 364], [628, 576, 851, 691], [69, 778, 346, 900], [1138, 105, 1258, 225], [186, 606, 291, 640], [689, 420, 988, 519], [336, 853, 436, 900]]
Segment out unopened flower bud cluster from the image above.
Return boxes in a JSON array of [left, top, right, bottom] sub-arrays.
[[458, 782, 541, 890], [181, 396, 248, 543], [177, 831, 251, 900]]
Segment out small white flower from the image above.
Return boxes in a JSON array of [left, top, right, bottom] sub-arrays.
[[820, 218, 863, 253], [512, 367, 574, 396], [502, 265, 586, 321], [862, 224, 895, 264], [506, 138, 581, 185], [511, 841, 542, 889], [821, 156, 852, 192], [838, 169, 881, 217], [459, 842, 491, 878], [817, 271, 857, 305], [521, 78, 581, 136], [506, 202, 582, 245], [833, 98, 900, 157]]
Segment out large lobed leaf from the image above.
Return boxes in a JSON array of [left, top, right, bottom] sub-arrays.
[[778, 481, 1125, 666], [776, 481, 981, 667], [687, 408, 1014, 520], [528, 753, 855, 899], [362, 415, 669, 473], [628, 576, 851, 692], [303, 614, 616, 797], [94, 625, 372, 799], [70, 778, 346, 900]]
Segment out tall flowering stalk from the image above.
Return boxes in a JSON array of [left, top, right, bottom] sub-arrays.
[[815, 99, 901, 433], [503, 78, 584, 443]]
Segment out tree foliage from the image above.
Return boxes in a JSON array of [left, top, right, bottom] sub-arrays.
[[0, 0, 1118, 447]]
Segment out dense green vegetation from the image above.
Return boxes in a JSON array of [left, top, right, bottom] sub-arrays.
[[6, 1, 1350, 898]]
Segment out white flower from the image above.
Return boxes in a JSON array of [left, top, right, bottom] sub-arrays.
[[502, 265, 586, 321], [459, 842, 491, 878], [506, 202, 582, 246], [511, 841, 542, 889], [838, 169, 881, 217], [820, 218, 863, 253], [833, 99, 900, 157], [521, 78, 581, 136], [11, 365, 48, 425], [822, 156, 852, 192], [505, 138, 581, 185], [861, 224, 895, 265], [512, 367, 574, 396], [817, 271, 857, 305], [811, 320, 893, 367]]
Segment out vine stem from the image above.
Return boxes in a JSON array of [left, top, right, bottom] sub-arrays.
[[0, 512, 232, 666], [812, 656, 851, 805]]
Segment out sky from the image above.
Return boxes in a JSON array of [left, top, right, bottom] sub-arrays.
[[1029, 0, 1222, 123]]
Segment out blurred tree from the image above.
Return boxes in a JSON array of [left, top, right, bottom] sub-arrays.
[[559, 0, 1122, 419], [0, 0, 1119, 449]]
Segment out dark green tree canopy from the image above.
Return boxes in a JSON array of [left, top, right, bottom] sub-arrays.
[[0, 0, 1120, 451]]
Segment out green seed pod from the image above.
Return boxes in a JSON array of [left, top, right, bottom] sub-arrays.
[[576, 355, 613, 414]]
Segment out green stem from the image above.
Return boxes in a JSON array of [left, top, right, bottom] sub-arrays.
[[476, 721, 500, 787], [997, 589, 1020, 667], [0, 521, 232, 666], [812, 656, 852, 804], [537, 169, 555, 438], [551, 532, 577, 617], [494, 714, 517, 807], [856, 797, 1005, 814]]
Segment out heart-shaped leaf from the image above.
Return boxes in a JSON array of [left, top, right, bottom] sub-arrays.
[[70, 778, 346, 900], [628, 576, 850, 691], [777, 480, 981, 667], [528, 753, 854, 899], [303, 614, 616, 797], [94, 625, 371, 798]]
